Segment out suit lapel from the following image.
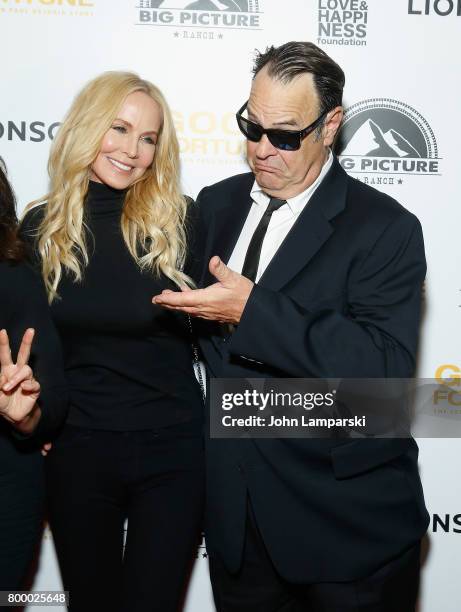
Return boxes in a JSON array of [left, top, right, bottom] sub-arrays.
[[202, 172, 254, 287], [199, 158, 349, 362], [257, 157, 348, 291]]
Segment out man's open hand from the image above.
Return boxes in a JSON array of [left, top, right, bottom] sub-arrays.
[[153, 256, 253, 325]]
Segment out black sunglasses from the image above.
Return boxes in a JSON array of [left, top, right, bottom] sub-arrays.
[[236, 102, 329, 151]]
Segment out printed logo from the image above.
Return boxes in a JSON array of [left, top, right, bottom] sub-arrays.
[[0, 120, 60, 142], [173, 109, 245, 165], [317, 0, 368, 48], [0, 0, 95, 17], [432, 514, 461, 533], [336, 98, 440, 186], [196, 533, 208, 559], [136, 0, 263, 37], [433, 365, 461, 412], [408, 0, 461, 16]]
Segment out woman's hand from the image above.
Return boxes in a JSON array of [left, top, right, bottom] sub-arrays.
[[0, 328, 41, 433]]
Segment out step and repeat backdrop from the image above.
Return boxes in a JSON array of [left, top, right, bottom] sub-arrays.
[[1, 1, 459, 610]]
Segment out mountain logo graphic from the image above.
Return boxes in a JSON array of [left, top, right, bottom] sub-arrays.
[[141, 0, 257, 10], [336, 98, 440, 176], [341, 118, 421, 158]]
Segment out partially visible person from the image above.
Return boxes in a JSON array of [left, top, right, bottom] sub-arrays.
[[0, 163, 67, 591], [20, 71, 204, 612]]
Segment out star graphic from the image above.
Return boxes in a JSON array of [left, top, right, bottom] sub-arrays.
[[174, 31, 179, 38], [202, 551, 208, 558], [398, 178, 403, 184]]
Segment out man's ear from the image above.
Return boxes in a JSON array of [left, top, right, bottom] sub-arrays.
[[323, 106, 344, 147]]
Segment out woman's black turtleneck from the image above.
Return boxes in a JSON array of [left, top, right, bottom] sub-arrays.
[[20, 181, 203, 431]]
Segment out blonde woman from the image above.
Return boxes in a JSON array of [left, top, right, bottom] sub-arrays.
[[20, 72, 204, 612]]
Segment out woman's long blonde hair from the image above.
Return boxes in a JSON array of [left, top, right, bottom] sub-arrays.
[[25, 71, 191, 302]]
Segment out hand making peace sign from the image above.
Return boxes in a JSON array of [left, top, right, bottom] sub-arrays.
[[0, 328, 41, 426]]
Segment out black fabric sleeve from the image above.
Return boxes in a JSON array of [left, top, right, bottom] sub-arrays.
[[7, 264, 68, 440]]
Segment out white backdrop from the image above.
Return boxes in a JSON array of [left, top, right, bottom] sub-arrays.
[[1, 1, 460, 610]]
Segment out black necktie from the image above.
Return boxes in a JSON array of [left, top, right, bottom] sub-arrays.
[[241, 197, 286, 282]]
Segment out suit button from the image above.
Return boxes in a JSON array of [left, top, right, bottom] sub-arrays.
[[237, 463, 245, 474]]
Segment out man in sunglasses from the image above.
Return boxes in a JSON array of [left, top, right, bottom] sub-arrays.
[[154, 41, 428, 611]]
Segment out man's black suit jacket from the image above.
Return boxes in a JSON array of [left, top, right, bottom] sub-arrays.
[[189, 156, 429, 583]]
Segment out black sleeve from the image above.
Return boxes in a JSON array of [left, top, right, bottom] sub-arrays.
[[7, 264, 68, 440], [228, 213, 426, 379]]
